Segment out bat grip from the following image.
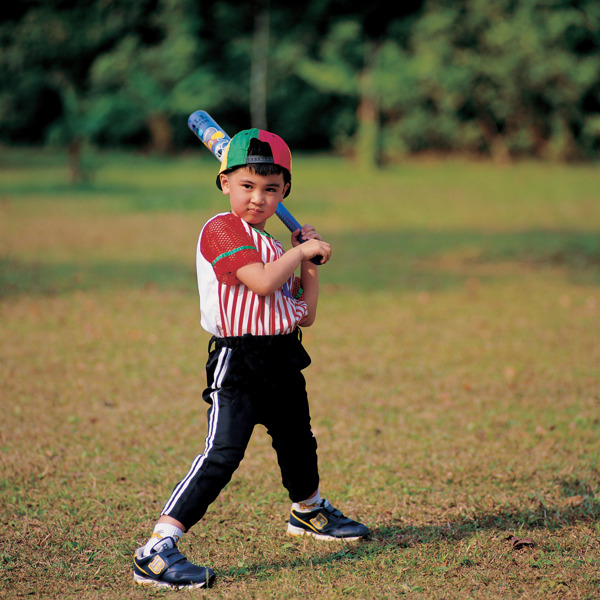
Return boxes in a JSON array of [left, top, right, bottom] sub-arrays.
[[276, 203, 322, 265]]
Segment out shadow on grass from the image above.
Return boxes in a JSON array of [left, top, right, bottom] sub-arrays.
[[218, 489, 600, 580], [0, 258, 197, 298], [1, 229, 599, 299], [374, 475, 599, 549], [327, 229, 600, 291], [372, 500, 600, 549]]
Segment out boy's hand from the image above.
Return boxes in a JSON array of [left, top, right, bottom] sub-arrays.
[[292, 225, 331, 264]]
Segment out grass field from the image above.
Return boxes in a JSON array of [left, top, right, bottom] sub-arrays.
[[1, 148, 599, 599]]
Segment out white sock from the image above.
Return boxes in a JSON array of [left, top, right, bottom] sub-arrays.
[[293, 490, 322, 512], [142, 523, 184, 557]]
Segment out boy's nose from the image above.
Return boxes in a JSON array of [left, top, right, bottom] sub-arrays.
[[252, 191, 266, 205]]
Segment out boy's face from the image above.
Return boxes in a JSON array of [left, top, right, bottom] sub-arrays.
[[220, 167, 289, 231]]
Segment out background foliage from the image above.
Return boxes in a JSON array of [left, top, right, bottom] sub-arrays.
[[1, 0, 600, 175]]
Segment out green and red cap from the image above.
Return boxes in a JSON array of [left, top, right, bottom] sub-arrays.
[[217, 128, 292, 197]]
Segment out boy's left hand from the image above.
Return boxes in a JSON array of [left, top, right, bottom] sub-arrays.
[[291, 224, 322, 246]]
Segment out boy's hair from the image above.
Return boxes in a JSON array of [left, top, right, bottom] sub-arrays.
[[216, 128, 292, 197]]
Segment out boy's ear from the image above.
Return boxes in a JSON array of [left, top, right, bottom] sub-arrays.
[[219, 173, 230, 194], [282, 182, 290, 197]]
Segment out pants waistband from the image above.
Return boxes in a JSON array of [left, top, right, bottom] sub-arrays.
[[208, 329, 302, 353]]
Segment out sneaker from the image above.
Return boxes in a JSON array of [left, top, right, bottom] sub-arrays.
[[287, 499, 370, 541], [133, 536, 215, 589]]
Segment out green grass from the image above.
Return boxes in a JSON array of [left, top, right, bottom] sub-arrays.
[[1, 148, 600, 599]]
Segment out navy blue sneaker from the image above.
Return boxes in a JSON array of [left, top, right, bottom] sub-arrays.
[[133, 536, 215, 589], [287, 499, 370, 541]]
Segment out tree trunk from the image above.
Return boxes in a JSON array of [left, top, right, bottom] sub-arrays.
[[356, 43, 381, 170], [67, 138, 81, 182], [476, 116, 512, 164], [251, 0, 270, 130], [147, 113, 174, 154], [356, 93, 380, 170]]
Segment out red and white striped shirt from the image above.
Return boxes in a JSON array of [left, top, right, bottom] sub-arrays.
[[197, 212, 308, 337]]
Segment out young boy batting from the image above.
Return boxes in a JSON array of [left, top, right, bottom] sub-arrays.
[[133, 128, 369, 590]]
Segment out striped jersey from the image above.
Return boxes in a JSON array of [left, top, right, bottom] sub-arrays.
[[197, 212, 308, 337]]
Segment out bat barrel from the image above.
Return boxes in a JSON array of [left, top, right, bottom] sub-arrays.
[[188, 110, 230, 162]]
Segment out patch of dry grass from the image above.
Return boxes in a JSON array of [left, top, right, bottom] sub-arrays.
[[1, 150, 599, 599]]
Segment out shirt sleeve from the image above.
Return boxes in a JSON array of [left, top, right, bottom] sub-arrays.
[[200, 214, 263, 285]]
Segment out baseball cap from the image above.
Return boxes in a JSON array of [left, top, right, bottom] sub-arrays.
[[216, 128, 292, 197]]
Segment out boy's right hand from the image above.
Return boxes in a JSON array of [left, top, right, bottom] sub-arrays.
[[296, 238, 331, 265]]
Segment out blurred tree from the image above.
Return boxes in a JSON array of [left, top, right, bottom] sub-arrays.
[[295, 19, 378, 167], [291, 1, 424, 169], [0, 0, 157, 180], [393, 0, 600, 161], [89, 0, 227, 153], [188, 0, 356, 148], [1, 0, 598, 163]]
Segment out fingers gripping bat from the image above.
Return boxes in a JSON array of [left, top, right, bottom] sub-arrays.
[[188, 110, 322, 265]]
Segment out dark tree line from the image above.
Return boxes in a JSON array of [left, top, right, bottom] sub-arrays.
[[1, 0, 599, 179]]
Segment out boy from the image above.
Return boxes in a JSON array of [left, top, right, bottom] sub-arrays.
[[133, 128, 369, 590]]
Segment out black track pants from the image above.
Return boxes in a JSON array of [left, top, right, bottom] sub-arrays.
[[161, 331, 320, 530]]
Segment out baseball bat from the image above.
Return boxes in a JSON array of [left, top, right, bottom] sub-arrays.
[[188, 110, 322, 265]]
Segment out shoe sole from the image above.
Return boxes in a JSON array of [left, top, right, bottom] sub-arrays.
[[286, 523, 365, 541], [133, 572, 212, 590]]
